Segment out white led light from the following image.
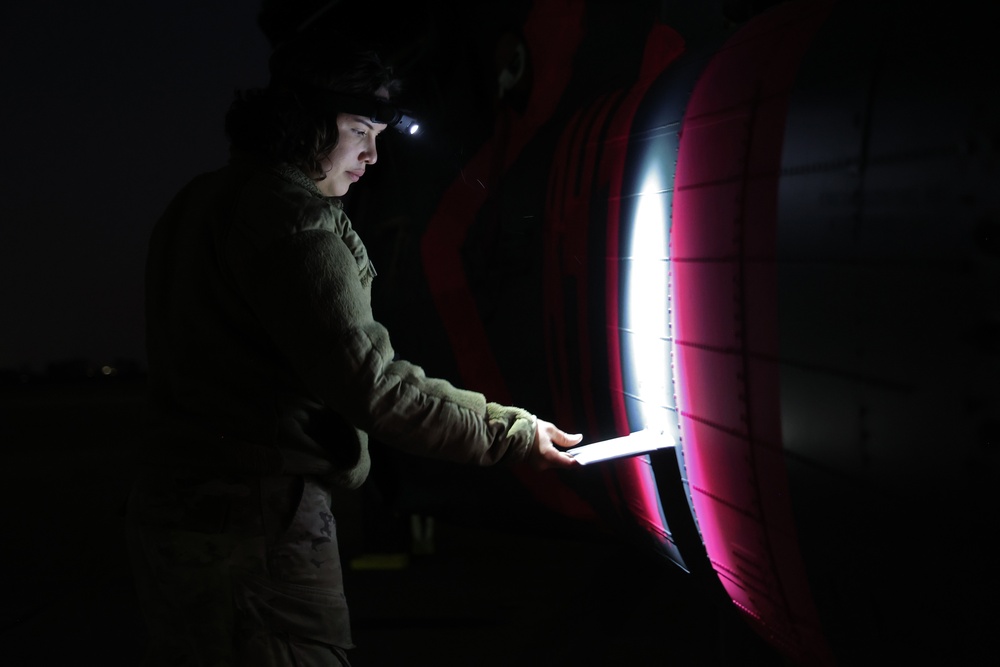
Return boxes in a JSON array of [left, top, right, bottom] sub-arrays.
[[625, 167, 671, 436]]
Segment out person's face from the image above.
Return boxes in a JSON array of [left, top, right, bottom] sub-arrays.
[[315, 112, 387, 197]]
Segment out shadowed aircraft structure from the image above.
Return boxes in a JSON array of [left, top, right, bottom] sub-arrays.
[[333, 0, 999, 664]]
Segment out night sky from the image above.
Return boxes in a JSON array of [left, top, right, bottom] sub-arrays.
[[1, 1, 271, 374]]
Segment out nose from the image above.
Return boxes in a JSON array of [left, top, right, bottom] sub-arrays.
[[361, 136, 378, 165]]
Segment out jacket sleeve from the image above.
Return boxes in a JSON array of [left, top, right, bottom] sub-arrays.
[[230, 226, 536, 467]]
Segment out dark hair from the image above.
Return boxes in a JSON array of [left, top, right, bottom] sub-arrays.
[[225, 35, 400, 177]]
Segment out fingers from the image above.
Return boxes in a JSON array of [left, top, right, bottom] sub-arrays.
[[528, 419, 583, 470], [551, 429, 584, 449], [537, 419, 583, 449], [535, 448, 578, 470]]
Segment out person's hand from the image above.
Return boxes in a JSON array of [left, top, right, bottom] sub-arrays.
[[525, 418, 583, 470]]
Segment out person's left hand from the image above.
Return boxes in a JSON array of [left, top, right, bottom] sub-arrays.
[[525, 418, 583, 470]]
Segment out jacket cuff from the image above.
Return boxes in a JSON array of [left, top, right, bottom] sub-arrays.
[[486, 402, 537, 464]]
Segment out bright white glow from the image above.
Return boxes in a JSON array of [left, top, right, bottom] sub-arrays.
[[625, 167, 671, 435]]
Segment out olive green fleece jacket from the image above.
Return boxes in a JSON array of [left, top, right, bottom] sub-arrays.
[[142, 154, 537, 489]]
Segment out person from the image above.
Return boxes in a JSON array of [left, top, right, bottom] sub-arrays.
[[124, 21, 583, 667]]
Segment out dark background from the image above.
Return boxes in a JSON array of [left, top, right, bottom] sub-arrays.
[[1, 0, 269, 376]]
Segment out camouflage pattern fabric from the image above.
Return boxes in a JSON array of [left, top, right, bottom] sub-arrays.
[[125, 469, 354, 666]]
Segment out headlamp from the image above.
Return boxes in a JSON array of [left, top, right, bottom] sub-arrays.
[[328, 94, 421, 136]]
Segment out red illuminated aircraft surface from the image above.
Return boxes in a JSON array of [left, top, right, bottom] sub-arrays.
[[316, 0, 999, 664]]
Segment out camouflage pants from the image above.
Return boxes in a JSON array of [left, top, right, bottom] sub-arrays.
[[125, 469, 354, 666]]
